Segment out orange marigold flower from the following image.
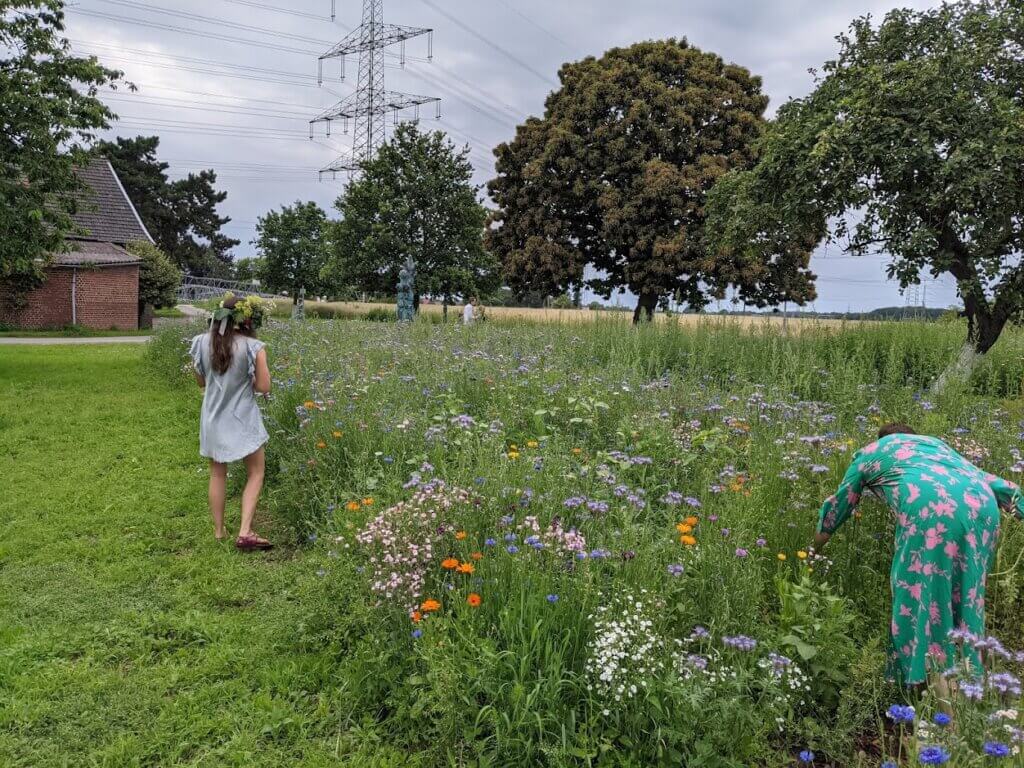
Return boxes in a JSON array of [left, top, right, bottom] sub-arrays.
[[684, 516, 699, 527], [411, 611, 422, 623], [467, 593, 481, 607], [345, 501, 360, 512], [421, 599, 440, 613], [362, 497, 374, 506], [455, 530, 467, 541], [680, 534, 697, 546], [676, 523, 693, 534], [456, 562, 475, 575], [470, 552, 483, 561], [303, 400, 316, 409], [571, 448, 582, 455], [441, 557, 460, 570], [315, 441, 327, 449]]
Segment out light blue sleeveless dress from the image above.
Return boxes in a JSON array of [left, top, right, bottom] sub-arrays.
[[189, 333, 269, 463]]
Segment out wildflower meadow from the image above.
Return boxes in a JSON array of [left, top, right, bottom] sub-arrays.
[[149, 317, 1024, 767]]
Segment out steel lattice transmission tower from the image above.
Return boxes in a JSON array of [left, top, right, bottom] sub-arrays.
[[309, 0, 440, 176]]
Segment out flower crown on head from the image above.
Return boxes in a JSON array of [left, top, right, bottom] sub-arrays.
[[211, 292, 266, 335]]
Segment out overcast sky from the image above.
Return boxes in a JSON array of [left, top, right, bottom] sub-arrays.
[[66, 0, 961, 312]]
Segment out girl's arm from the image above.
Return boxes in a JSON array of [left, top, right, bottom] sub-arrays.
[[253, 348, 271, 395], [816, 454, 869, 540], [987, 473, 1024, 521]]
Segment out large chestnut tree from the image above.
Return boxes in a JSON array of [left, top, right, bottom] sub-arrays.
[[487, 39, 816, 322]]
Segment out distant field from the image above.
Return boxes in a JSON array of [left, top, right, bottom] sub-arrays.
[[263, 297, 872, 331]]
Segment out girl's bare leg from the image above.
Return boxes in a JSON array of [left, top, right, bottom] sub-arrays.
[[208, 461, 228, 540], [238, 447, 265, 538]]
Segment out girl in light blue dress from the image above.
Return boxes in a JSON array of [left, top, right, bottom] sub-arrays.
[[189, 294, 273, 550]]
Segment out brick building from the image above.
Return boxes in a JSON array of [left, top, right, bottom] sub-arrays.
[[0, 158, 153, 331]]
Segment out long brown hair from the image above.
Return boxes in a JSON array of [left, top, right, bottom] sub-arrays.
[[878, 422, 917, 439], [210, 296, 256, 374]]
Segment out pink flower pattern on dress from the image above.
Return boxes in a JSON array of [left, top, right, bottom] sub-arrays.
[[817, 433, 1023, 685]]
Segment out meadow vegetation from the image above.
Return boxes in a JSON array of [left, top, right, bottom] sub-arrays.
[[143, 317, 1024, 766]]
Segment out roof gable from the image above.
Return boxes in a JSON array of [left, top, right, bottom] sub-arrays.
[[72, 158, 154, 246]]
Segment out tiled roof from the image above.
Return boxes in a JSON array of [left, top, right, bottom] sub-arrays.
[[51, 241, 141, 267], [71, 158, 154, 245]]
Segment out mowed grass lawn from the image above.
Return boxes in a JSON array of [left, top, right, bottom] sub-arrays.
[[0, 345, 385, 767]]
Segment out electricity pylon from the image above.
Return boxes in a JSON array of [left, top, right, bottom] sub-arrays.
[[310, 0, 440, 176]]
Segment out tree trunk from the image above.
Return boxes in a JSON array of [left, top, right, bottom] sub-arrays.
[[632, 292, 658, 325], [138, 303, 154, 330], [442, 298, 448, 323], [413, 292, 420, 313], [932, 342, 979, 395], [931, 310, 1006, 394]]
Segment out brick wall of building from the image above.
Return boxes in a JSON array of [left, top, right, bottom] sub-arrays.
[[75, 265, 139, 330], [0, 265, 139, 330]]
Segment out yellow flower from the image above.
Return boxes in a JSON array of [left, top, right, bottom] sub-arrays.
[[796, 551, 808, 560], [676, 523, 693, 535], [507, 451, 520, 460], [315, 441, 327, 449], [304, 400, 316, 409], [777, 553, 787, 561], [332, 431, 343, 439], [455, 530, 467, 541], [345, 501, 360, 512], [680, 534, 697, 546]]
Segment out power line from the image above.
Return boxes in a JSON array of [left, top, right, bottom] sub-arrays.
[[68, 8, 321, 55], [494, 0, 578, 55], [90, 0, 338, 46], [417, 0, 558, 88], [220, 0, 331, 21]]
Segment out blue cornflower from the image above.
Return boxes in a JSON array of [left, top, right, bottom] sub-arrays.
[[411, 629, 422, 639], [881, 762, 897, 768], [798, 750, 814, 763], [984, 742, 1011, 758], [918, 745, 950, 764], [933, 713, 951, 726], [546, 594, 558, 603], [886, 704, 916, 723], [484, 538, 496, 547], [507, 545, 519, 554]]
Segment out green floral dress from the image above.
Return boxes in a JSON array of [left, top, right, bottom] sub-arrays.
[[817, 433, 1023, 684]]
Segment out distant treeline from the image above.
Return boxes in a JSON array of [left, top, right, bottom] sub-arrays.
[[702, 306, 951, 321]]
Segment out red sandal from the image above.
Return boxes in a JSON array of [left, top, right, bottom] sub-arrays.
[[235, 533, 273, 551]]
